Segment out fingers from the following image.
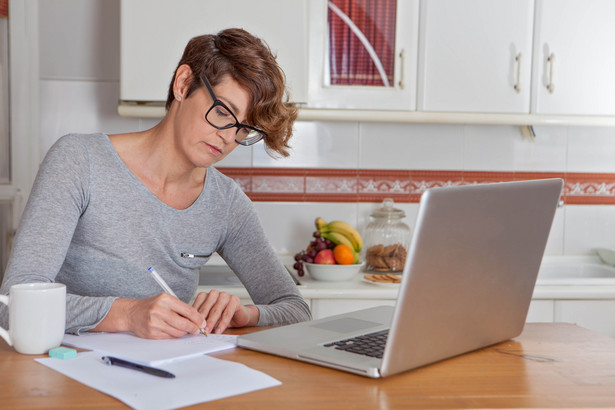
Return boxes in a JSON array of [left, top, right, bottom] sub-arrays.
[[193, 290, 241, 334], [128, 293, 206, 339]]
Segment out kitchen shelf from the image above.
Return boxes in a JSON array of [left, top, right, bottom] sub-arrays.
[[117, 102, 615, 127]]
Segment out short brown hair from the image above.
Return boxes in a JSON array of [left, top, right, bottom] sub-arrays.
[[166, 28, 297, 157]]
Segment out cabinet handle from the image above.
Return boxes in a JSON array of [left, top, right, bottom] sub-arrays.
[[398, 48, 406, 89], [547, 53, 555, 93], [514, 53, 522, 93]]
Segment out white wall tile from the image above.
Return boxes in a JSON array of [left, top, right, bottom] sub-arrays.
[[513, 126, 568, 171], [39, 80, 139, 159], [463, 125, 516, 171], [359, 123, 464, 170], [357, 201, 419, 237], [544, 207, 565, 256], [567, 127, 615, 173], [253, 121, 359, 168], [253, 202, 359, 255], [564, 205, 615, 255], [39, 0, 120, 81]]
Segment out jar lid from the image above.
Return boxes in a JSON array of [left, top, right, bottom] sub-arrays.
[[370, 198, 406, 218]]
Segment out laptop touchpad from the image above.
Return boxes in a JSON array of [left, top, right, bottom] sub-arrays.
[[310, 318, 381, 333]]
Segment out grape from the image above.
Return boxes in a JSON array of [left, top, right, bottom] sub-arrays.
[[316, 241, 327, 251], [305, 257, 314, 264], [324, 238, 333, 248], [293, 262, 302, 270], [307, 249, 317, 258], [294, 252, 303, 261], [313, 230, 321, 238]]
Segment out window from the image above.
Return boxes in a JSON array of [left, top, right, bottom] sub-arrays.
[[327, 0, 397, 87]]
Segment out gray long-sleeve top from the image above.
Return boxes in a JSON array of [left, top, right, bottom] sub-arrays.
[[0, 133, 311, 333]]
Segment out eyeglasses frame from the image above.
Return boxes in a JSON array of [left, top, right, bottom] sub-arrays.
[[199, 74, 266, 146]]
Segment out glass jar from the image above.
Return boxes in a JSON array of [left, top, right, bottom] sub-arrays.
[[363, 198, 411, 272]]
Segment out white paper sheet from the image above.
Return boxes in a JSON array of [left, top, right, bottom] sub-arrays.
[[36, 352, 281, 410], [62, 332, 237, 366]]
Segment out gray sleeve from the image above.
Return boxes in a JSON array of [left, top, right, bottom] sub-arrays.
[[217, 187, 311, 326], [0, 135, 115, 333]]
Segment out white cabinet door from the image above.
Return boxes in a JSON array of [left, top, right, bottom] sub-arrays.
[[417, 0, 534, 113], [121, 0, 307, 104], [526, 300, 554, 323], [307, 0, 419, 110], [554, 300, 615, 338], [532, 0, 615, 115]]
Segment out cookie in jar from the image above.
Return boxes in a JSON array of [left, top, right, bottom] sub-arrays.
[[363, 199, 410, 272]]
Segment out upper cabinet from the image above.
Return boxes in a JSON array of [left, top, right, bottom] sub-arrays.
[[119, 0, 615, 123], [417, 0, 534, 114], [531, 0, 615, 116], [306, 0, 419, 110], [120, 0, 307, 105]]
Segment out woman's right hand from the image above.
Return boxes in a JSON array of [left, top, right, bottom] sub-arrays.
[[92, 294, 207, 339]]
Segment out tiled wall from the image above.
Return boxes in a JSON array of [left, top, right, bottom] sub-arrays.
[[35, 0, 615, 259]]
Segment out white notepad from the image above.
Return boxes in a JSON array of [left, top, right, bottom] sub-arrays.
[[36, 351, 280, 410], [62, 332, 237, 366]]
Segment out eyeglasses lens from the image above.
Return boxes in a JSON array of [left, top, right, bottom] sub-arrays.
[[206, 105, 265, 145]]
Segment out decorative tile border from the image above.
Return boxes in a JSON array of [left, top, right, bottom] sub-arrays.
[[217, 168, 615, 205]]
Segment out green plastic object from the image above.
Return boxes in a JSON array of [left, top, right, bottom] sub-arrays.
[[48, 346, 77, 359]]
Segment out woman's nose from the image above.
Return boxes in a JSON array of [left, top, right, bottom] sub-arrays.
[[217, 127, 237, 143]]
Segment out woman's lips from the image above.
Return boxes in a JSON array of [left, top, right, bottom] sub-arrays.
[[205, 143, 222, 156]]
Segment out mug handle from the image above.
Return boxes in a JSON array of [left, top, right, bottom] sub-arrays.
[[0, 295, 12, 346]]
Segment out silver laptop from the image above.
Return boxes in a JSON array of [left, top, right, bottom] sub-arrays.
[[238, 179, 563, 378]]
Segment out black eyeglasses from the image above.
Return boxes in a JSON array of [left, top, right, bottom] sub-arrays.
[[200, 75, 267, 146]]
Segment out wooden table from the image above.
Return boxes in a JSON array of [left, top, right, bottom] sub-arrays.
[[0, 323, 614, 409]]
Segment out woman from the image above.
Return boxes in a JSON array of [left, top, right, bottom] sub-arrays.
[[0, 28, 311, 339]]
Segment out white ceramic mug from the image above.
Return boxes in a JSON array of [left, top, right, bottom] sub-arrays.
[[0, 283, 66, 354]]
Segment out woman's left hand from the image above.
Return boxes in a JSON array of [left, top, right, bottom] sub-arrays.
[[192, 290, 259, 334]]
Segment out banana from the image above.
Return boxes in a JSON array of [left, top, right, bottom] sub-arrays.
[[314, 217, 328, 232], [326, 220, 363, 252], [321, 231, 354, 250]]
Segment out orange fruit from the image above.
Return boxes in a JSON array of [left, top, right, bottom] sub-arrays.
[[333, 244, 355, 265]]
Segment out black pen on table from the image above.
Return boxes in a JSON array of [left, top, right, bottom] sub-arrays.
[[147, 266, 208, 336], [102, 356, 175, 379]]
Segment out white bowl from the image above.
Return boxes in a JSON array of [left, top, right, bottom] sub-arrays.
[[304, 262, 365, 282], [597, 248, 615, 266]]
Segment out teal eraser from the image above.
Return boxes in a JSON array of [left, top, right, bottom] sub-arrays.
[[48, 347, 77, 359]]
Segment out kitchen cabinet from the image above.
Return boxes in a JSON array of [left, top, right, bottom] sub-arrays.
[[417, 0, 534, 114], [306, 0, 419, 110], [198, 278, 615, 338], [531, 0, 615, 115], [417, 0, 615, 117], [120, 0, 308, 104], [554, 300, 615, 338], [526, 300, 555, 323]]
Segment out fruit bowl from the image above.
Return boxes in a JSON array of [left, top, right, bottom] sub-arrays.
[[304, 262, 365, 282]]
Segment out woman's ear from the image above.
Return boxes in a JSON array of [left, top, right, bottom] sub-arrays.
[[173, 64, 193, 101]]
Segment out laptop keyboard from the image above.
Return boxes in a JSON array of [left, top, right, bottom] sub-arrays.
[[323, 329, 389, 359]]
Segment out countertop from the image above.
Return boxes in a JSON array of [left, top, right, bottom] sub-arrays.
[[196, 255, 615, 301]]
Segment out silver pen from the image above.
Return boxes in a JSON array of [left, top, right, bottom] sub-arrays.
[[147, 267, 208, 336], [180, 252, 212, 258]]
